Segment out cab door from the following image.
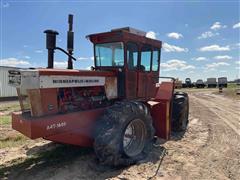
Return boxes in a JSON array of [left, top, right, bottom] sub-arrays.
[[149, 48, 161, 97], [125, 42, 139, 99], [138, 45, 152, 98]]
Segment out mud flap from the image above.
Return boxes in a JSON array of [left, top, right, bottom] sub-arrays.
[[148, 81, 175, 140], [148, 100, 171, 140]]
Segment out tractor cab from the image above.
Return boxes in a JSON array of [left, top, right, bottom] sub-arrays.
[[87, 27, 162, 100]]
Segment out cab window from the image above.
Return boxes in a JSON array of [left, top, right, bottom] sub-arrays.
[[152, 48, 159, 71], [126, 42, 138, 70], [140, 45, 151, 71], [95, 42, 124, 67]]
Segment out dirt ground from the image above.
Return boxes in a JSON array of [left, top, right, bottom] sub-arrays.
[[0, 89, 240, 180]]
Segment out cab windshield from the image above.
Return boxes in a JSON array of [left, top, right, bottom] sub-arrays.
[[95, 42, 124, 67]]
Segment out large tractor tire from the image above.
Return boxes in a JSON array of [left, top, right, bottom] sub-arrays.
[[93, 101, 155, 167], [171, 92, 189, 132]]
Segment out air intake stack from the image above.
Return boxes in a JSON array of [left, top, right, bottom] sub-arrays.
[[44, 30, 59, 68], [43, 14, 76, 69]]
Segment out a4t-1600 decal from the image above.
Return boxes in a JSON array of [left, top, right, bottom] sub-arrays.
[[46, 121, 67, 130]]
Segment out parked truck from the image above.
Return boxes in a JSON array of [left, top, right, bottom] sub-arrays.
[[195, 79, 205, 88], [218, 77, 227, 88], [207, 78, 217, 88], [182, 78, 194, 88]]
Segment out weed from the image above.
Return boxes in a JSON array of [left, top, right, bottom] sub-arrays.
[[0, 116, 11, 125], [0, 134, 28, 149]]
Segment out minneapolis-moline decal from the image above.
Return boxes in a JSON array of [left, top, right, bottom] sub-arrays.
[[40, 75, 105, 88]]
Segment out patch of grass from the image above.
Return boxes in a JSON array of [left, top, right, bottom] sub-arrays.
[[227, 83, 237, 89], [0, 134, 28, 149], [0, 102, 20, 113], [224, 88, 240, 100], [175, 88, 218, 93], [0, 115, 11, 125], [0, 144, 93, 179]]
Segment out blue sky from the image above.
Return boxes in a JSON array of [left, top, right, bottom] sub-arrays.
[[0, 0, 239, 81]]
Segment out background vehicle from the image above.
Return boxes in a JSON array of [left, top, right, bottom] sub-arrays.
[[195, 79, 205, 88], [218, 77, 227, 88], [8, 15, 189, 167], [207, 78, 217, 88], [182, 78, 194, 88]]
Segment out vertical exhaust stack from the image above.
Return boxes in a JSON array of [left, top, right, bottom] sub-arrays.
[[67, 14, 74, 69], [44, 30, 59, 68]]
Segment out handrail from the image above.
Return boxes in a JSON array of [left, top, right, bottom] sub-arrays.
[[157, 76, 176, 82]]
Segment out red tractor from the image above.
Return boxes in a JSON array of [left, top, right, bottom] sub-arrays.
[[8, 15, 189, 166]]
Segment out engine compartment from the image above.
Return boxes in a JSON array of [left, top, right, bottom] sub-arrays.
[[57, 86, 109, 113]]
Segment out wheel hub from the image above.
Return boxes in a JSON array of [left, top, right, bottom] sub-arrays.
[[123, 119, 147, 157]]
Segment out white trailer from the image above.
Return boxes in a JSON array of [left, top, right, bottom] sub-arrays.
[[0, 66, 20, 98], [207, 78, 217, 88], [218, 77, 227, 88]]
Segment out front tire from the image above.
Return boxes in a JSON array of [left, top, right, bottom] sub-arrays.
[[93, 101, 154, 166]]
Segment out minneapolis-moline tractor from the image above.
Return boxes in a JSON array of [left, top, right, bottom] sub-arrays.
[[8, 15, 189, 166]]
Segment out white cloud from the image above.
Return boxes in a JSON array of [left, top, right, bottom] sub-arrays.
[[236, 61, 240, 65], [206, 62, 230, 69], [0, 58, 30, 67], [213, 55, 232, 60], [161, 59, 195, 71], [198, 31, 219, 39], [23, 45, 28, 48], [199, 44, 230, 52], [210, 22, 227, 30], [35, 50, 43, 53], [78, 56, 94, 61], [24, 56, 31, 59], [233, 22, 240, 29], [181, 65, 195, 70], [194, 57, 207, 61], [146, 31, 157, 39], [54, 61, 67, 68], [163, 43, 188, 52], [229, 43, 240, 50], [78, 57, 89, 60], [167, 32, 183, 39]]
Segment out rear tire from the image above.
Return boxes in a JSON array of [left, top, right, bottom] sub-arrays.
[[94, 101, 154, 166], [174, 91, 188, 97], [171, 92, 189, 132]]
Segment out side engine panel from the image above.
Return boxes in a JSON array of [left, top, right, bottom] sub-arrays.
[[9, 69, 118, 117]]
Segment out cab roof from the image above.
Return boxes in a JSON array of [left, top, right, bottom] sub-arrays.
[[87, 27, 162, 49]]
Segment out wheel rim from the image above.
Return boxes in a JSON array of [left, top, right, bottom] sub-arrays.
[[123, 119, 147, 157]]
